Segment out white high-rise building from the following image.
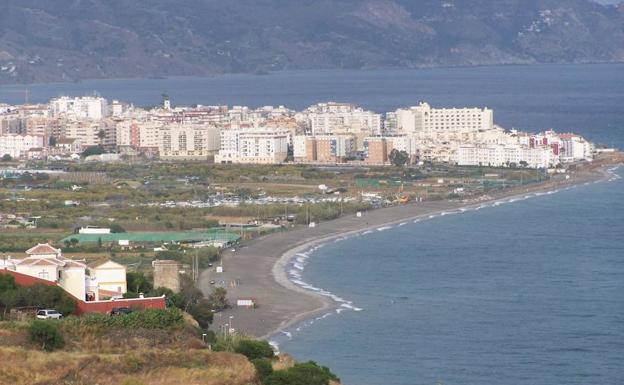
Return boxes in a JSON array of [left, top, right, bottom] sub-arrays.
[[395, 102, 493, 137], [216, 128, 289, 164], [50, 96, 109, 120], [298, 102, 382, 136], [559, 134, 593, 162], [159, 124, 220, 159]]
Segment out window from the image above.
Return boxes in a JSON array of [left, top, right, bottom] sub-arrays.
[[38, 270, 50, 280]]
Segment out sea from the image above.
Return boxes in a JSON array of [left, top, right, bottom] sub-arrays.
[[2, 63, 624, 385]]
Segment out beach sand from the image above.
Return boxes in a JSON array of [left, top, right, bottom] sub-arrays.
[[200, 164, 619, 340]]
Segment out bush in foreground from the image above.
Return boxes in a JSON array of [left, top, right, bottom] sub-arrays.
[[64, 308, 184, 330], [263, 361, 339, 385], [234, 339, 275, 360], [28, 320, 64, 352], [252, 358, 274, 381]]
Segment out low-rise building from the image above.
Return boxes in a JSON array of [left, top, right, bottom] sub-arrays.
[[0, 134, 44, 158]]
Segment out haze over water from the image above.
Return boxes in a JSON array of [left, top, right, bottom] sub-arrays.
[[2, 63, 623, 384]]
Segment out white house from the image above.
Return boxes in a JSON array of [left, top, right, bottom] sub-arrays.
[[2, 243, 88, 300], [92, 260, 127, 298], [1, 243, 128, 302]]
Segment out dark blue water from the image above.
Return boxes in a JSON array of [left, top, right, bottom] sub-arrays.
[[1, 64, 623, 148], [276, 172, 624, 385]]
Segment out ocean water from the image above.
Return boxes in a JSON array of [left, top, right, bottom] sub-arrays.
[[274, 169, 624, 385], [1, 63, 623, 148]]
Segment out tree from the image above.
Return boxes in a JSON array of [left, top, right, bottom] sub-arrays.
[[388, 149, 409, 167], [0, 284, 76, 315], [207, 287, 229, 311], [126, 272, 153, 294], [188, 299, 214, 329], [519, 160, 528, 168], [0, 274, 16, 292], [81, 145, 106, 158], [1, 154, 12, 162]]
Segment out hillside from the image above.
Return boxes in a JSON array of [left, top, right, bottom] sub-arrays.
[[0, 0, 623, 84]]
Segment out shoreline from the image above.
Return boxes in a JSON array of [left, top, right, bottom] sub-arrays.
[[202, 161, 622, 341]]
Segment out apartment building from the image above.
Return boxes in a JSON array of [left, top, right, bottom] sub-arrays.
[[216, 128, 289, 164], [50, 96, 109, 120], [159, 124, 220, 159], [61, 120, 104, 147], [0, 134, 44, 158], [293, 134, 355, 163], [457, 144, 559, 168], [297, 102, 382, 137], [363, 137, 394, 165], [559, 134, 593, 162], [395, 102, 493, 137]]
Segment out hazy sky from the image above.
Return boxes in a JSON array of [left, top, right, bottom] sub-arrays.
[[595, 0, 621, 4]]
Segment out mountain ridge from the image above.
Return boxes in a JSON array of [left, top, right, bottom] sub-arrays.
[[0, 0, 623, 84]]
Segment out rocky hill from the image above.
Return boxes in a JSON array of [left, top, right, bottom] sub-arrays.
[[0, 0, 623, 84]]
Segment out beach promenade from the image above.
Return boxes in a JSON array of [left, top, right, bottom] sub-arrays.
[[199, 162, 618, 339]]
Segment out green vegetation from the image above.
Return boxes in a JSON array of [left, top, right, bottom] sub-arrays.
[[389, 149, 409, 167], [263, 361, 339, 385], [63, 308, 184, 329], [125, 272, 153, 294], [155, 245, 219, 269], [27, 320, 64, 351], [0, 280, 76, 317], [81, 145, 106, 158], [234, 339, 275, 360], [252, 358, 274, 381]]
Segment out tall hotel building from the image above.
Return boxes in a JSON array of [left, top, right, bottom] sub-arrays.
[[395, 102, 493, 137]]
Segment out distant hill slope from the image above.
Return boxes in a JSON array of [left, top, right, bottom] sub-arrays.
[[0, 0, 623, 84]]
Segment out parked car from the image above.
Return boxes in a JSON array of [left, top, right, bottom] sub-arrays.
[[36, 309, 63, 320], [110, 307, 133, 316]]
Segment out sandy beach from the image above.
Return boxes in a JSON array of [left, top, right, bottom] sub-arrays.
[[200, 162, 621, 340]]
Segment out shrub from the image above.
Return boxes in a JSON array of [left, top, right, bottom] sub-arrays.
[[65, 308, 184, 330], [263, 361, 339, 385], [0, 274, 16, 292], [234, 339, 275, 360], [188, 301, 214, 329], [28, 320, 64, 351], [0, 284, 76, 315], [252, 358, 274, 381]]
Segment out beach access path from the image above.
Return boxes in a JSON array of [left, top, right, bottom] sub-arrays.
[[199, 165, 614, 339]]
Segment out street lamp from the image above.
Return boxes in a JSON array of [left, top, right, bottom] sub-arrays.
[[202, 333, 207, 343]]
